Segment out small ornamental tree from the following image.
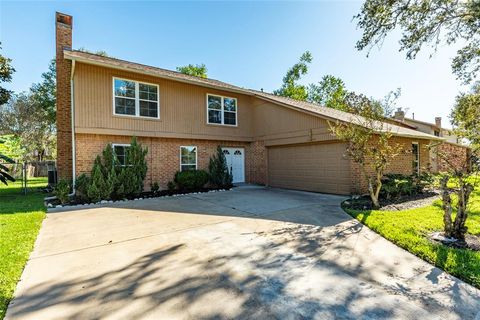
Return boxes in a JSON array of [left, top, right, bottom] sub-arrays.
[[208, 146, 233, 189], [430, 142, 478, 242], [124, 137, 148, 195], [77, 137, 148, 202], [87, 156, 108, 202], [329, 92, 404, 208]]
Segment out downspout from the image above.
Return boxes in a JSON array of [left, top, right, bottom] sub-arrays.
[[70, 59, 76, 195]]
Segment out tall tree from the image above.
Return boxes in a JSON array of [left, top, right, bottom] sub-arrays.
[[308, 75, 347, 110], [355, 0, 480, 84], [274, 51, 312, 101], [0, 93, 56, 161], [0, 42, 15, 105], [450, 82, 480, 153], [176, 64, 208, 78], [30, 59, 56, 126]]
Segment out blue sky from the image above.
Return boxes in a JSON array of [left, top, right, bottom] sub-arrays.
[[0, 1, 469, 127]]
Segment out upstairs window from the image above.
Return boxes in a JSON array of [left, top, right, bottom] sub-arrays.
[[180, 146, 197, 171], [114, 78, 159, 118], [113, 144, 130, 166], [207, 94, 237, 126]]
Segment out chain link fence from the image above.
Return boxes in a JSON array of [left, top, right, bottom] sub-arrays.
[[0, 161, 56, 196]]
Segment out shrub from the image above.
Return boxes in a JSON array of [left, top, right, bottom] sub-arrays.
[[54, 179, 71, 205], [208, 146, 233, 189], [380, 173, 433, 199], [87, 156, 109, 202], [174, 170, 209, 191], [167, 181, 176, 192], [75, 173, 90, 202], [75, 137, 149, 202], [151, 182, 159, 193], [113, 137, 148, 198]]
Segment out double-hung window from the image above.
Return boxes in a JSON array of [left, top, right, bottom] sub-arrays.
[[113, 144, 130, 166], [207, 94, 237, 126], [180, 146, 197, 171], [114, 78, 159, 118]]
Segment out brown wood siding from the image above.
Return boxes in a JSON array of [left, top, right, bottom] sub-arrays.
[[267, 142, 351, 195], [74, 63, 254, 141], [252, 100, 332, 138], [73, 62, 338, 144]]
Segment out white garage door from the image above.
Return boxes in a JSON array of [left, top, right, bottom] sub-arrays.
[[268, 143, 351, 195]]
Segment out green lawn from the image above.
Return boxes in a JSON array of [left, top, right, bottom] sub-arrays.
[[0, 177, 47, 319], [344, 180, 480, 289]]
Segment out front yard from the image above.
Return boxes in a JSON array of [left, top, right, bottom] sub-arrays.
[[344, 180, 480, 289], [0, 178, 47, 319]]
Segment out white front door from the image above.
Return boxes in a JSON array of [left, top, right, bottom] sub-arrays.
[[222, 147, 245, 183]]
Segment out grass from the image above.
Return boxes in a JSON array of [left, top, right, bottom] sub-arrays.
[[0, 177, 47, 319], [344, 177, 480, 289]]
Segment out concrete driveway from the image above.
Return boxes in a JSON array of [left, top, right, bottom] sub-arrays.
[[6, 186, 480, 319]]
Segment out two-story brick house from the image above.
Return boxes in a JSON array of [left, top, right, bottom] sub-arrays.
[[56, 12, 445, 195]]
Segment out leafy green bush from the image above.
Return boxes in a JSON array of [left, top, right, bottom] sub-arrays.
[[208, 146, 233, 188], [381, 173, 433, 199], [151, 182, 159, 193], [54, 179, 71, 204], [167, 181, 176, 192], [174, 170, 209, 191]]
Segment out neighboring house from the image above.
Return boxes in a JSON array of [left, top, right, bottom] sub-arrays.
[[56, 13, 446, 195], [392, 109, 469, 172]]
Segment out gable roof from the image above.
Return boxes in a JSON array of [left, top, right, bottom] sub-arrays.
[[64, 49, 442, 141]]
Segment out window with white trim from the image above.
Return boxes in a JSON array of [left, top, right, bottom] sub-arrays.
[[207, 94, 237, 126], [113, 144, 130, 166], [114, 78, 159, 118], [412, 142, 420, 175], [180, 146, 197, 171]]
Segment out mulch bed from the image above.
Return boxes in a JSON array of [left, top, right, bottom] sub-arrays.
[[343, 190, 440, 211], [46, 187, 231, 208], [430, 232, 480, 252]]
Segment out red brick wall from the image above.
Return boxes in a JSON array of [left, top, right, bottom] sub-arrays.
[[75, 133, 267, 190], [56, 13, 73, 179], [435, 142, 470, 173], [350, 137, 431, 194]]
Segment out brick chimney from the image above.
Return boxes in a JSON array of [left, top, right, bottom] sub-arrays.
[[393, 108, 405, 121], [435, 117, 442, 128], [56, 12, 73, 180]]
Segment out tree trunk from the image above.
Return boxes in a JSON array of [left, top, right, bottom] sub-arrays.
[[368, 178, 381, 209], [440, 176, 454, 238], [452, 180, 474, 241]]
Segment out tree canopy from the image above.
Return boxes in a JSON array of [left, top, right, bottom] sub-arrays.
[[308, 75, 348, 110], [274, 51, 313, 101], [355, 0, 480, 84], [274, 51, 401, 116], [0, 42, 15, 106], [450, 82, 480, 153], [176, 64, 208, 78], [30, 59, 56, 126]]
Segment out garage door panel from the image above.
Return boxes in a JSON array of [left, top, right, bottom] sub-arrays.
[[268, 143, 351, 195]]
